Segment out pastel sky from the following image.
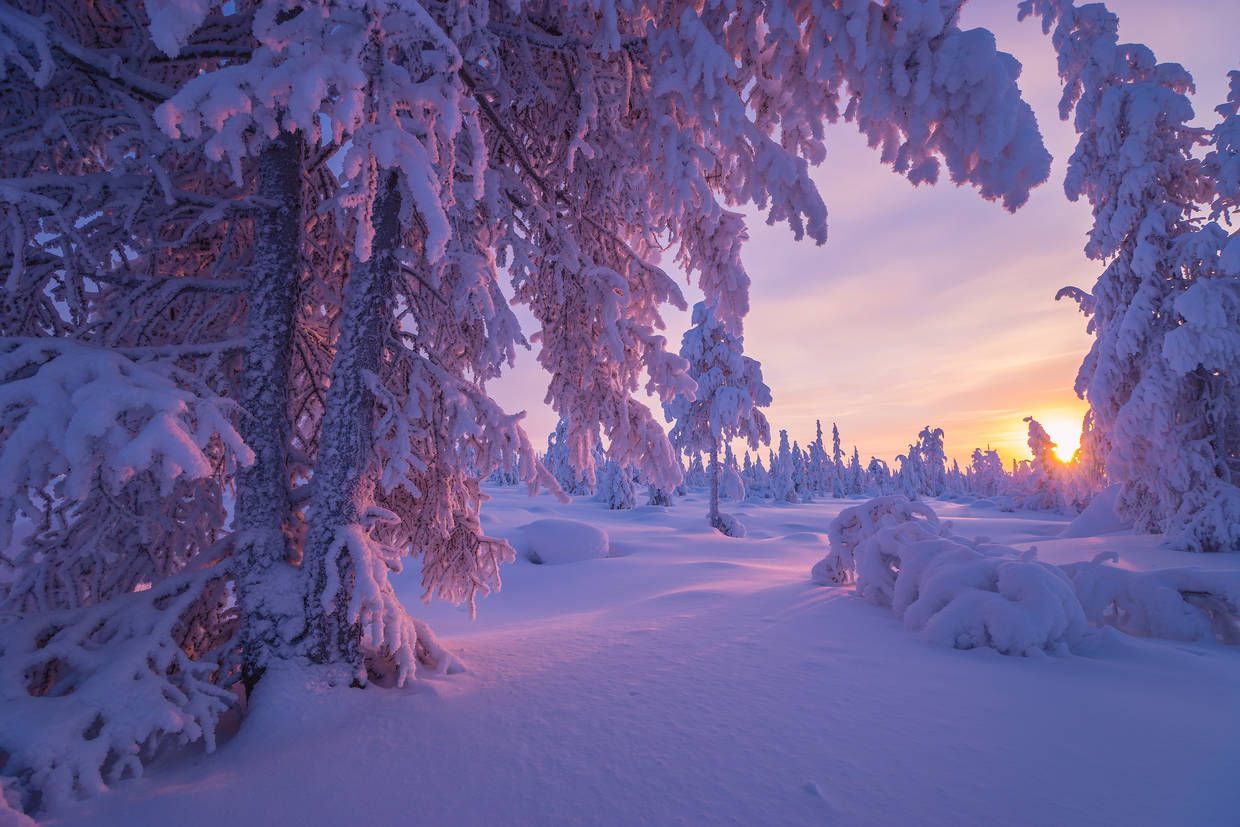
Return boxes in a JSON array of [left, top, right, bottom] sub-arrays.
[[493, 0, 1240, 466]]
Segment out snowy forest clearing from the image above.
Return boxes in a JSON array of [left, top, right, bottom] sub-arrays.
[[4, 1, 1240, 822], [44, 488, 1240, 827]]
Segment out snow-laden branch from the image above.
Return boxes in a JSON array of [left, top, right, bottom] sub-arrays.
[[0, 339, 252, 550]]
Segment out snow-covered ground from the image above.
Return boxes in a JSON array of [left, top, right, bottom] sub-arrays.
[[49, 490, 1240, 827]]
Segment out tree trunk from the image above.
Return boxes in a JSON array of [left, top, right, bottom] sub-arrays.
[[298, 172, 401, 675], [233, 133, 304, 691], [708, 440, 721, 530]]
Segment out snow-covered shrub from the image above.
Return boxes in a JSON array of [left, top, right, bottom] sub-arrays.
[[816, 497, 1240, 654], [859, 533, 1088, 655], [646, 485, 673, 507], [0, 561, 236, 813], [1060, 556, 1240, 643], [712, 512, 747, 539], [811, 496, 944, 586]]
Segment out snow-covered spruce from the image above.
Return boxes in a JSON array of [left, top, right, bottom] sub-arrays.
[[595, 461, 637, 510], [665, 301, 772, 536], [1020, 0, 1240, 550], [1000, 417, 1093, 514], [771, 430, 797, 504], [720, 463, 747, 502], [544, 419, 598, 496]]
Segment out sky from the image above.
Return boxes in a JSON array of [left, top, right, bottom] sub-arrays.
[[492, 0, 1240, 466]]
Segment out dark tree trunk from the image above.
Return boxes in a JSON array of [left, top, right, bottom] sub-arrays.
[[234, 133, 304, 691], [298, 172, 401, 675], [708, 440, 722, 531]]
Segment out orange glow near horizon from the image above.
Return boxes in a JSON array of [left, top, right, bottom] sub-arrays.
[[1038, 414, 1085, 463]]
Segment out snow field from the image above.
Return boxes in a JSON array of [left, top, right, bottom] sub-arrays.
[[48, 489, 1240, 827]]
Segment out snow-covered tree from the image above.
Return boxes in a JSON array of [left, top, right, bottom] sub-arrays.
[[868, 456, 887, 495], [945, 459, 966, 497], [967, 447, 1008, 498], [1021, 0, 1239, 550], [720, 457, 747, 503], [791, 441, 814, 502], [895, 443, 922, 499], [894, 426, 947, 498], [646, 484, 674, 507], [1159, 68, 1240, 549], [596, 460, 637, 510], [546, 419, 596, 495], [769, 430, 797, 504], [848, 448, 866, 496], [0, 4, 268, 808], [1015, 417, 1068, 511], [685, 451, 709, 489], [831, 424, 847, 497], [808, 420, 830, 495], [487, 452, 523, 487], [743, 453, 770, 501], [666, 301, 772, 534], [917, 426, 948, 497]]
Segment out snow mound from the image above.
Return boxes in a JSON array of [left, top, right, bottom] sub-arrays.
[[519, 519, 609, 565], [861, 533, 1087, 655], [812, 495, 943, 585], [1061, 485, 1131, 538]]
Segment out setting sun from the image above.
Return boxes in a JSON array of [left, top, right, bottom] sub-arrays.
[[1037, 415, 1084, 463]]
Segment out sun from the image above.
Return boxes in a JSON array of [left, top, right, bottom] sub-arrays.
[[1038, 415, 1083, 463]]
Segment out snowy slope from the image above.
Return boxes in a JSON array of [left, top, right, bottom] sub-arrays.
[[50, 490, 1240, 827]]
